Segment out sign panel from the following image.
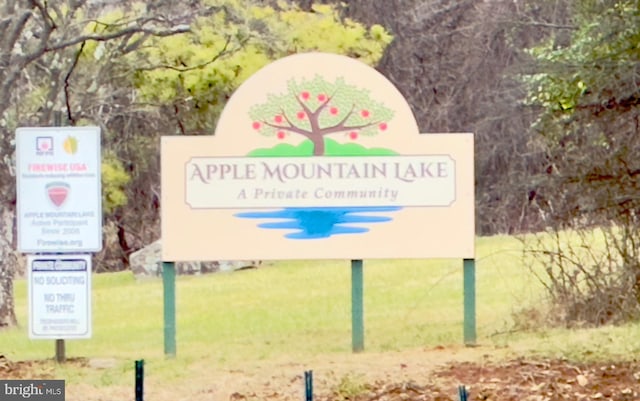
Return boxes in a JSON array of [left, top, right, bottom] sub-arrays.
[[186, 155, 456, 209], [16, 127, 102, 253], [162, 52, 474, 260], [28, 254, 92, 339]]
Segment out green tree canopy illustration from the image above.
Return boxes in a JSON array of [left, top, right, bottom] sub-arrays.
[[249, 75, 395, 155]]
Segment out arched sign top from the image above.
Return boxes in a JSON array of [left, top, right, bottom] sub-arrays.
[[213, 52, 420, 156]]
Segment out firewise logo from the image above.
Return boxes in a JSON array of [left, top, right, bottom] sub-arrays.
[[0, 380, 64, 401], [35, 137, 54, 156]]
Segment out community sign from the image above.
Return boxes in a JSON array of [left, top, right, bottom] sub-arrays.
[[162, 52, 474, 261]]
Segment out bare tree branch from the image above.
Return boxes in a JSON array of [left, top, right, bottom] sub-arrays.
[[64, 41, 86, 124], [25, 23, 191, 64], [0, 5, 192, 123], [30, 0, 57, 31], [2, 10, 32, 56], [134, 35, 233, 72]]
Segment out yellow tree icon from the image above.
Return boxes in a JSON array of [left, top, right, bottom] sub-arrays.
[[63, 136, 78, 154]]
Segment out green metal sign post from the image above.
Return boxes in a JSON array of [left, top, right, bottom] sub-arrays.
[[161, 257, 477, 356], [351, 259, 364, 352], [162, 261, 176, 357], [463, 258, 477, 346]]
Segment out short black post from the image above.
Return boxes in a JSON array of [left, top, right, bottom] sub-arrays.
[[304, 370, 313, 401], [135, 359, 144, 401], [457, 385, 468, 401]]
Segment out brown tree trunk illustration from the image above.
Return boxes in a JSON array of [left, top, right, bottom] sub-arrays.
[[311, 134, 325, 156]]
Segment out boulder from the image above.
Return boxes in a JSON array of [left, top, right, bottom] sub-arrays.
[[129, 240, 261, 278], [130, 240, 162, 277]]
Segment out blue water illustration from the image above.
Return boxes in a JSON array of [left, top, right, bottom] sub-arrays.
[[235, 206, 402, 239]]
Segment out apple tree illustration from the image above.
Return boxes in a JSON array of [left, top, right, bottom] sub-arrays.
[[249, 75, 394, 156]]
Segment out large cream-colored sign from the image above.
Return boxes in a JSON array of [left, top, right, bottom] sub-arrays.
[[162, 52, 474, 261]]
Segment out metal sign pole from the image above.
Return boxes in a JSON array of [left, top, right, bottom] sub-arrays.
[[163, 261, 177, 357], [55, 338, 65, 363], [463, 258, 476, 345], [351, 259, 364, 352], [54, 110, 66, 363]]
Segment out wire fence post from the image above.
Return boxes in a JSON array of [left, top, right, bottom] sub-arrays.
[[304, 370, 313, 401], [135, 359, 144, 401], [457, 384, 469, 401]]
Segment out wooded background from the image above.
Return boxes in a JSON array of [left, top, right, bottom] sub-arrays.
[[1, 0, 639, 327]]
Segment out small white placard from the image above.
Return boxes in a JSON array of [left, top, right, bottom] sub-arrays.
[[28, 254, 92, 339]]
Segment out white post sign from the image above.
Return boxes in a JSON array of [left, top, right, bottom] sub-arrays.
[[28, 254, 92, 339], [16, 126, 102, 253]]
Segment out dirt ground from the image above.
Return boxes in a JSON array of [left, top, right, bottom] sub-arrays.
[[2, 346, 639, 401]]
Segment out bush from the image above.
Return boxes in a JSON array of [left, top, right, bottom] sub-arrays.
[[522, 226, 640, 327]]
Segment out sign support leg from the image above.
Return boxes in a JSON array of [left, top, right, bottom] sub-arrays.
[[463, 258, 476, 346], [351, 259, 364, 353], [53, 111, 66, 364], [55, 339, 65, 363], [162, 261, 176, 357]]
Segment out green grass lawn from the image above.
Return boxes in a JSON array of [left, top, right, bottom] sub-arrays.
[[3, 233, 640, 386]]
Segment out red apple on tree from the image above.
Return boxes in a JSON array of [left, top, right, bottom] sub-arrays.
[[349, 131, 358, 140], [277, 131, 286, 139], [361, 110, 370, 118], [317, 93, 327, 102], [329, 107, 339, 115], [274, 115, 284, 123], [252, 122, 261, 130], [297, 111, 306, 120], [301, 91, 310, 101], [379, 122, 388, 131]]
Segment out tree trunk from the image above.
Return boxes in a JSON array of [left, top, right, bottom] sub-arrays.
[[0, 269, 17, 328], [0, 207, 17, 328], [116, 212, 131, 270], [311, 135, 325, 156]]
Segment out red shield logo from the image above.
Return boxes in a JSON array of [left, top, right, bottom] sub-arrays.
[[46, 182, 70, 208]]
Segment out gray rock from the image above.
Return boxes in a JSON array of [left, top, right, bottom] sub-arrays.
[[130, 240, 162, 277], [130, 240, 260, 278]]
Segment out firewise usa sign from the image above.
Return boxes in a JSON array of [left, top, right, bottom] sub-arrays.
[[16, 126, 102, 253]]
